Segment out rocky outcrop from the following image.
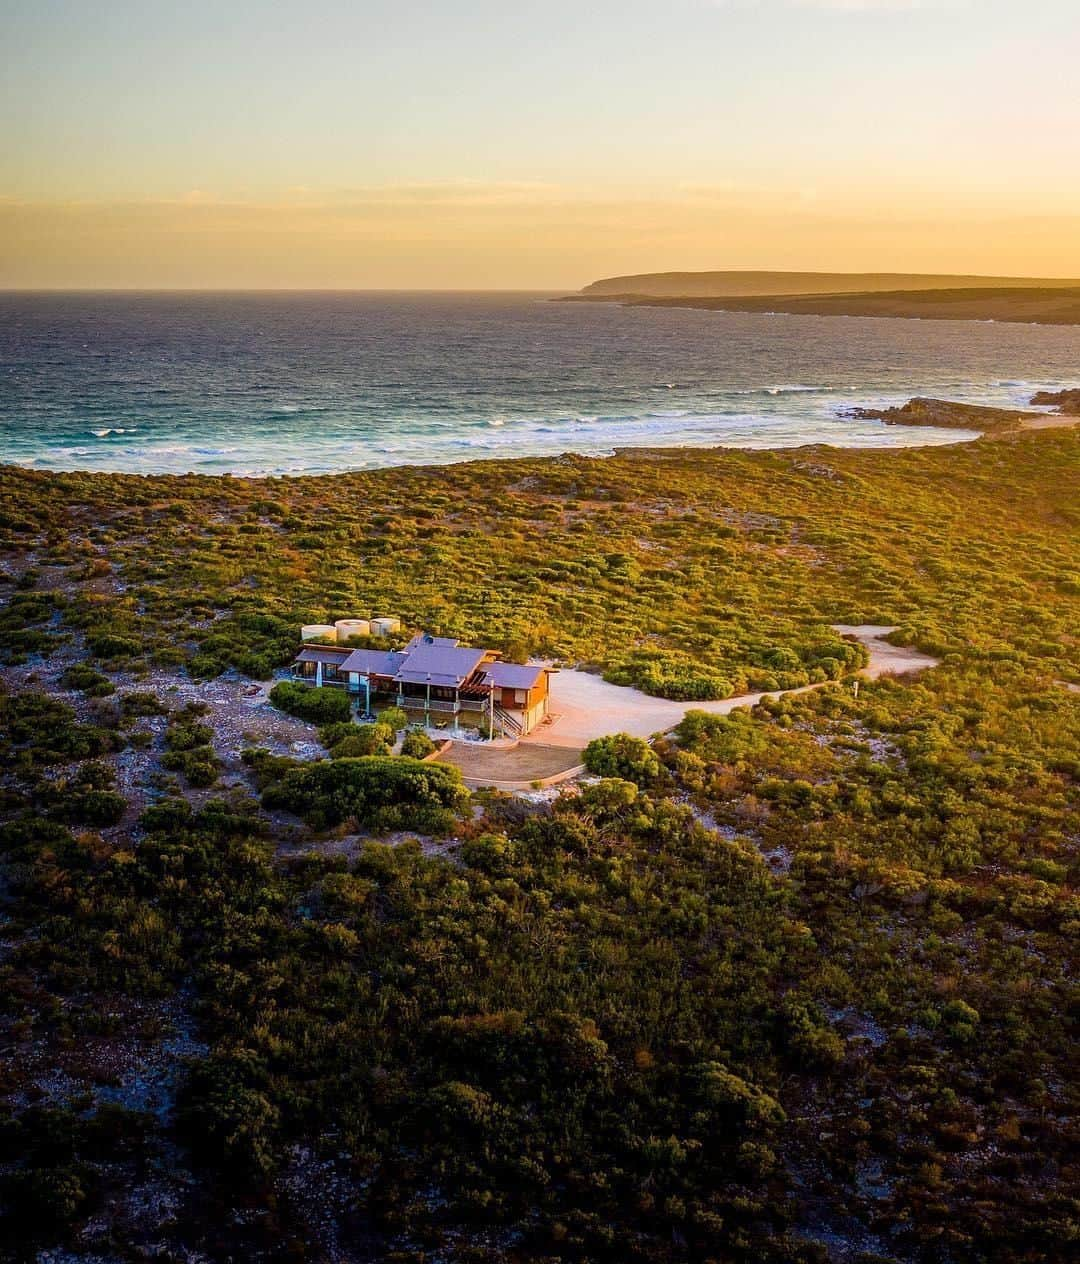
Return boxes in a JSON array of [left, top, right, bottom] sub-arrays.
[[1030, 388, 1080, 414], [844, 397, 1036, 431]]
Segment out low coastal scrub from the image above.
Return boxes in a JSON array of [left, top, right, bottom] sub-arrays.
[[260, 754, 468, 832], [2, 429, 1076, 695], [583, 732, 663, 784], [401, 729, 437, 758], [0, 689, 119, 768], [0, 429, 1077, 1259], [59, 663, 115, 697], [323, 721, 394, 758], [268, 679, 352, 724], [160, 705, 221, 788]]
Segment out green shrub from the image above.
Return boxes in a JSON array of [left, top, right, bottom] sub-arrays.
[[161, 746, 221, 788], [269, 680, 352, 724], [583, 733, 661, 785], [261, 756, 468, 832], [140, 798, 195, 832], [329, 722, 393, 758], [379, 706, 408, 734], [604, 651, 733, 700], [86, 631, 140, 659], [64, 789, 127, 828], [165, 722, 213, 751], [401, 730, 437, 759], [59, 664, 115, 697], [317, 720, 358, 749], [120, 690, 167, 717]]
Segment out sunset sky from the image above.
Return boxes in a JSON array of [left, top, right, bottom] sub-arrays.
[[3, 0, 1079, 288]]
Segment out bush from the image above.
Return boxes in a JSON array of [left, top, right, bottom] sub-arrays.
[[583, 733, 661, 785], [329, 723, 393, 758], [269, 681, 352, 725], [59, 664, 115, 697], [261, 756, 468, 832], [401, 730, 437, 759], [140, 798, 195, 832], [379, 706, 408, 734], [161, 746, 221, 788], [318, 720, 358, 749], [65, 789, 127, 828], [165, 722, 213, 751], [604, 652, 733, 700], [87, 631, 140, 660], [120, 690, 167, 717]]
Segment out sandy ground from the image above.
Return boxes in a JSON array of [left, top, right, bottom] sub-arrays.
[[1017, 413, 1080, 430], [528, 625, 940, 748], [436, 741, 584, 786]]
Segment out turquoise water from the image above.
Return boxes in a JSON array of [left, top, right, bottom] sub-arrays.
[[1, 290, 1077, 475]]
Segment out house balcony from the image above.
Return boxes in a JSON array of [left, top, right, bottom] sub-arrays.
[[290, 665, 347, 687], [399, 696, 461, 714]]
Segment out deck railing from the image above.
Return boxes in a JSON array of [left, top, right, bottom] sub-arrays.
[[399, 697, 460, 714], [290, 666, 346, 687]]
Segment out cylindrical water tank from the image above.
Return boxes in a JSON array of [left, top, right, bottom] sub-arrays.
[[301, 624, 338, 642], [335, 618, 371, 641], [370, 616, 401, 637]]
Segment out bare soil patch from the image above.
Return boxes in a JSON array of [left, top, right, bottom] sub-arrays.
[[436, 741, 585, 786]]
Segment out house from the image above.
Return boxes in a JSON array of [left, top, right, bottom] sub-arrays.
[[291, 632, 552, 737]]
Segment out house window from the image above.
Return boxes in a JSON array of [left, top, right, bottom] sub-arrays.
[[514, 689, 527, 705]]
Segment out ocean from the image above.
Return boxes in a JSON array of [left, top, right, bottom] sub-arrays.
[[1, 290, 1078, 476]]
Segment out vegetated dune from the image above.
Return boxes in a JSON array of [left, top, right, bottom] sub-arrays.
[[575, 270, 1080, 299], [572, 285, 1080, 326], [1, 425, 1078, 1262]]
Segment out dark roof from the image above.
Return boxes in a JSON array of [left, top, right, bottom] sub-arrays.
[[393, 642, 488, 688], [339, 648, 408, 678], [483, 662, 547, 690], [296, 631, 530, 691], [295, 646, 351, 664]]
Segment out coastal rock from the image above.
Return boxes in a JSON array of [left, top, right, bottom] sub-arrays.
[[1030, 388, 1080, 414], [843, 397, 1035, 431]]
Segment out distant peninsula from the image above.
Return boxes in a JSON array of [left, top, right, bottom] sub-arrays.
[[563, 271, 1080, 325]]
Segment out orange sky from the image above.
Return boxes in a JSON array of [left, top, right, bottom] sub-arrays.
[[4, 1, 1079, 288]]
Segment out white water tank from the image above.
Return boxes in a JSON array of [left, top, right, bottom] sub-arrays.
[[301, 624, 337, 642], [335, 618, 371, 641], [370, 616, 401, 637]]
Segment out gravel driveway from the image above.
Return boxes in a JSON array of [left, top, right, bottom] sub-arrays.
[[530, 625, 939, 747]]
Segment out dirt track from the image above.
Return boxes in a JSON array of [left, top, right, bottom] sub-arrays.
[[527, 625, 940, 748]]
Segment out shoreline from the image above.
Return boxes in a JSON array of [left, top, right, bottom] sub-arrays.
[[1, 402, 1076, 484]]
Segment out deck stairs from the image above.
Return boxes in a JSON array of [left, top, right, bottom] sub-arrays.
[[494, 707, 524, 738]]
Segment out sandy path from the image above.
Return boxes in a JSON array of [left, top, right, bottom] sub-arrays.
[[1017, 413, 1080, 431], [530, 626, 939, 748]]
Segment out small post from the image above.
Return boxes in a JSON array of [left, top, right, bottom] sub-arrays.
[[852, 679, 860, 699]]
